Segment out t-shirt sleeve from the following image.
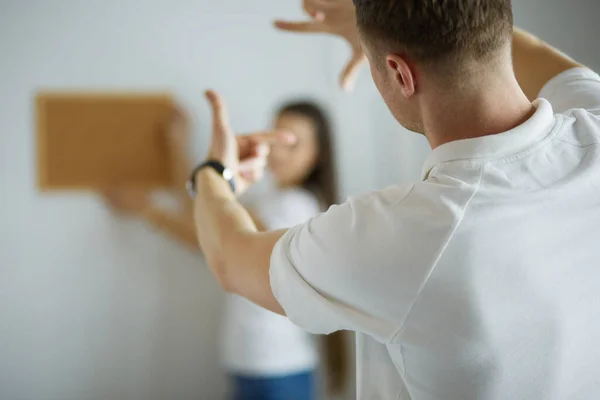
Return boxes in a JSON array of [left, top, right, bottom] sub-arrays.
[[269, 184, 442, 343], [538, 67, 600, 115]]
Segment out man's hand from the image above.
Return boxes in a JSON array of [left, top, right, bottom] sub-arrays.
[[204, 90, 296, 195], [275, 0, 366, 91], [194, 92, 290, 313]]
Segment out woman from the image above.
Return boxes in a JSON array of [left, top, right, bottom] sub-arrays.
[[105, 101, 348, 400]]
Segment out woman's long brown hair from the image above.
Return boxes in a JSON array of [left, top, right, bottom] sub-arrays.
[[277, 101, 349, 395]]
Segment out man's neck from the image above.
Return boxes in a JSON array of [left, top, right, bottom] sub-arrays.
[[421, 70, 535, 150]]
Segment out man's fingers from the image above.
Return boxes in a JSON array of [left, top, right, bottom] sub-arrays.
[[239, 157, 268, 172], [304, 0, 338, 11], [205, 90, 232, 132], [238, 131, 294, 162], [274, 20, 325, 33], [305, 9, 324, 21], [253, 142, 271, 158], [340, 52, 367, 92], [238, 130, 297, 147], [239, 156, 268, 183], [303, 1, 326, 21]]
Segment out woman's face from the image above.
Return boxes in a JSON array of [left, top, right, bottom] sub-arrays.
[[268, 112, 319, 188]]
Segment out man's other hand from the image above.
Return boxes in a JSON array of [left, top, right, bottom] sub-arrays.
[[204, 91, 297, 195], [275, 0, 366, 92]]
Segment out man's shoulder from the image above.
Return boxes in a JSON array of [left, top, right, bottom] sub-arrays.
[[320, 180, 473, 238], [272, 181, 475, 340], [344, 179, 473, 213], [539, 67, 600, 116], [558, 107, 600, 139], [344, 184, 416, 209]]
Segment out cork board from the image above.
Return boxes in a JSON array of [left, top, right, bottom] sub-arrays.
[[36, 92, 175, 191]]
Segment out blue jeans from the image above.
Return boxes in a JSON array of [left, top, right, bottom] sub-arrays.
[[231, 371, 316, 400]]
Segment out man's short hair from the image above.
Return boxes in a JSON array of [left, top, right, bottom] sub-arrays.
[[354, 0, 514, 72]]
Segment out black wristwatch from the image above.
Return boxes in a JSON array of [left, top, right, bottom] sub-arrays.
[[187, 160, 236, 198]]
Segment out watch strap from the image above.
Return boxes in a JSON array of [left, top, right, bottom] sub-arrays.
[[187, 160, 236, 197]]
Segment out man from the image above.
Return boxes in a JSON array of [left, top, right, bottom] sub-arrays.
[[189, 1, 600, 399]]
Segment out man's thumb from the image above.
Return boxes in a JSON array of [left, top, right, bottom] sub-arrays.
[[205, 90, 231, 133], [340, 52, 366, 92]]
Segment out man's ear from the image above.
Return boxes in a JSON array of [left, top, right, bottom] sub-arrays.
[[386, 54, 416, 98]]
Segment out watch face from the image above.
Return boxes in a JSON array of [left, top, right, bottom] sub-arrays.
[[223, 168, 234, 181], [188, 161, 236, 198]]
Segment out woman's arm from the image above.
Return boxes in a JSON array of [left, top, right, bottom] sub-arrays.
[[141, 206, 199, 250], [104, 188, 198, 249], [104, 185, 267, 252]]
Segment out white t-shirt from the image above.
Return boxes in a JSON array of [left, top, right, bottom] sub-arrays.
[[222, 182, 321, 376], [270, 68, 600, 399]]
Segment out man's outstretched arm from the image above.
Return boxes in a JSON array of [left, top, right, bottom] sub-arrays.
[[193, 167, 286, 314], [192, 91, 297, 315]]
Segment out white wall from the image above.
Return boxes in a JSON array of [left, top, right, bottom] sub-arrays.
[[1, 1, 599, 400]]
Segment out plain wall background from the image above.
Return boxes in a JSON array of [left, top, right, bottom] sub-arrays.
[[1, 1, 599, 399]]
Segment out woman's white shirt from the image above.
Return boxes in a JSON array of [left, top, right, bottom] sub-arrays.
[[221, 183, 322, 376]]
